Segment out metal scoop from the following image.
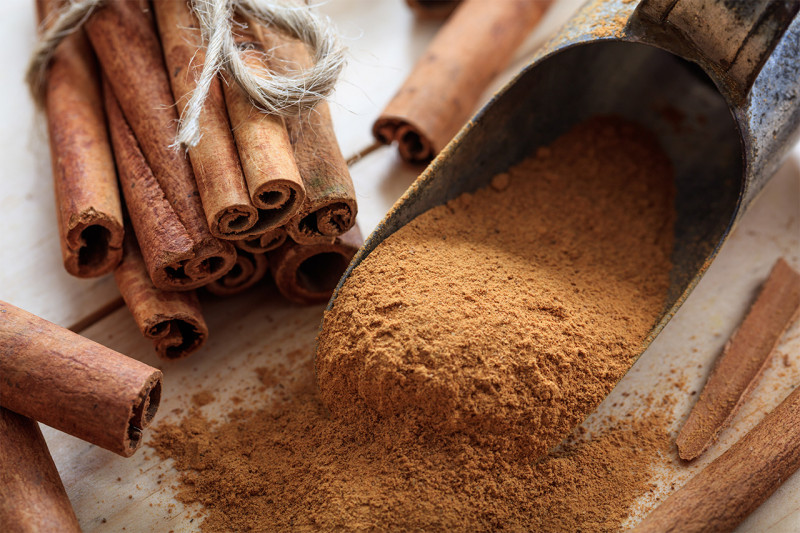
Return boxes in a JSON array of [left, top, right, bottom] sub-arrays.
[[332, 0, 799, 344]]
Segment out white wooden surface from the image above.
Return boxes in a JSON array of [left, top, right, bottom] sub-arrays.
[[1, 0, 798, 531]]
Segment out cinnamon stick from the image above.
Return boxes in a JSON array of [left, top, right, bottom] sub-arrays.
[[633, 385, 800, 533], [405, 0, 461, 19], [206, 246, 269, 297], [0, 408, 81, 533], [374, 0, 551, 163], [0, 300, 162, 457], [86, 0, 235, 288], [223, 17, 306, 232], [253, 25, 357, 244], [269, 226, 362, 304], [238, 226, 289, 254], [105, 79, 235, 291], [115, 231, 208, 360], [38, 0, 123, 278], [676, 258, 800, 461], [154, 0, 264, 240]]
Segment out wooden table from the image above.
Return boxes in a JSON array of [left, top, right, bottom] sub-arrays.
[[2, 1, 798, 531]]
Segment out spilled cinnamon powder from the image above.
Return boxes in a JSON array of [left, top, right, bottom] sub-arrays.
[[318, 116, 675, 459], [152, 117, 677, 530], [153, 355, 674, 532]]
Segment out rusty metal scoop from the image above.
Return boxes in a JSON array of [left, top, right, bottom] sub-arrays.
[[325, 0, 800, 446], [333, 0, 799, 339]]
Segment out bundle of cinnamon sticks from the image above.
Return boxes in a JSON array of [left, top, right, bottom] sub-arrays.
[[39, 0, 361, 359]]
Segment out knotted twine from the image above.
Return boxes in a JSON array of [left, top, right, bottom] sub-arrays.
[[26, 0, 345, 147]]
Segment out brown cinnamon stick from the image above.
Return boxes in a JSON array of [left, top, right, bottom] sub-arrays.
[[238, 226, 289, 254], [633, 385, 800, 533], [374, 0, 551, 162], [405, 0, 461, 19], [0, 407, 81, 533], [223, 17, 306, 232], [115, 231, 208, 360], [154, 0, 264, 240], [206, 246, 269, 297], [38, 0, 123, 278], [676, 258, 800, 461], [0, 300, 162, 457], [86, 0, 235, 288], [253, 25, 357, 244], [105, 79, 235, 291], [269, 226, 362, 304]]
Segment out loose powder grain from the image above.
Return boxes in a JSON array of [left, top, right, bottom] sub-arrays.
[[152, 116, 677, 531], [317, 116, 675, 459], [152, 356, 674, 531]]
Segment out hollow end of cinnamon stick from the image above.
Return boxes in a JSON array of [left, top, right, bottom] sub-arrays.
[[270, 228, 362, 304], [146, 316, 207, 360], [211, 204, 259, 238], [288, 199, 358, 245], [373, 116, 435, 163], [128, 372, 162, 449], [64, 216, 124, 278], [206, 248, 269, 297], [238, 227, 288, 254]]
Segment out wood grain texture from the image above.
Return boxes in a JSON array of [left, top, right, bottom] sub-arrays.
[[86, 0, 234, 288], [0, 407, 81, 533], [0, 300, 162, 457], [634, 386, 800, 533], [676, 258, 800, 461], [38, 0, 123, 278], [114, 232, 208, 360], [374, 0, 550, 162]]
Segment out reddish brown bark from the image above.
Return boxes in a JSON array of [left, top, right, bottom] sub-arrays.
[[0, 408, 81, 533], [0, 300, 162, 457], [38, 0, 123, 278]]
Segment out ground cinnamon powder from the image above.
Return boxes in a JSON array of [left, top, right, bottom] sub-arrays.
[[153, 357, 673, 531], [152, 117, 677, 531], [318, 116, 675, 459]]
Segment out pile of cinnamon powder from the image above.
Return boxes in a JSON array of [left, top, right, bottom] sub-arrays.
[[153, 357, 674, 531], [318, 116, 675, 459], [152, 117, 677, 530]]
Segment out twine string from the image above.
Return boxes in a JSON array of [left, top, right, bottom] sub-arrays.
[[25, 0, 345, 147]]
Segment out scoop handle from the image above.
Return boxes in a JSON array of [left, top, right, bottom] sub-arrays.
[[635, 0, 799, 102]]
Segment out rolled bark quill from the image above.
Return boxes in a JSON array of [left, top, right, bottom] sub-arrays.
[[269, 226, 362, 304], [0, 408, 81, 533], [104, 79, 234, 292], [374, 0, 551, 163], [115, 231, 208, 360], [405, 0, 461, 19], [155, 1, 290, 240], [0, 300, 162, 457], [238, 226, 289, 254], [37, 0, 123, 278], [253, 24, 357, 244], [633, 385, 800, 533], [206, 246, 269, 297], [676, 258, 800, 461], [86, 0, 235, 289], [222, 16, 306, 232]]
